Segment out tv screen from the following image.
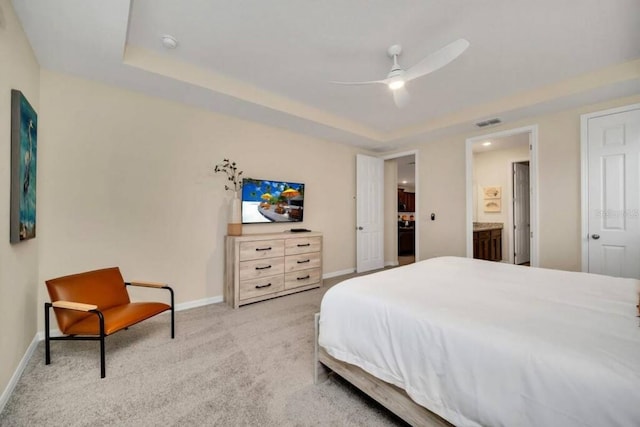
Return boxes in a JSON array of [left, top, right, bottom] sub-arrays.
[[241, 178, 304, 224]]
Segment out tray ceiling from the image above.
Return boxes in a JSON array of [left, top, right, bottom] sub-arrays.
[[13, 0, 640, 150]]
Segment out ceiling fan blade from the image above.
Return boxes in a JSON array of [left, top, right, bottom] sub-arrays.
[[403, 38, 470, 82], [329, 79, 388, 86], [393, 86, 410, 108]]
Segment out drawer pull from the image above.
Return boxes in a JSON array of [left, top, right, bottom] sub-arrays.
[[297, 259, 310, 264], [255, 283, 272, 289], [297, 243, 311, 247], [297, 275, 311, 281], [255, 265, 272, 270], [255, 247, 272, 251]]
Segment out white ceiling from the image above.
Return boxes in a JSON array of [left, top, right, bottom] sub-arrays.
[[12, 0, 640, 151], [472, 132, 529, 153]]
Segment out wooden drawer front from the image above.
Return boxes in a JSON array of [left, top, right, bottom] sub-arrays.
[[239, 257, 285, 281], [240, 275, 285, 300], [239, 239, 284, 261], [477, 231, 491, 240], [285, 252, 321, 272], [285, 237, 322, 255], [285, 268, 321, 289]]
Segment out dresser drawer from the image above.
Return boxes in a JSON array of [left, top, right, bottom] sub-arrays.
[[239, 239, 285, 261], [285, 236, 322, 255], [285, 252, 321, 272], [240, 275, 285, 300], [285, 268, 321, 289], [239, 257, 285, 280]]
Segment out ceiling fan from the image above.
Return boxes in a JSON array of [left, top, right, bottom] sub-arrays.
[[331, 38, 470, 108]]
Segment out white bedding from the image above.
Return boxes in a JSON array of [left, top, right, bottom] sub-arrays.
[[318, 257, 640, 427]]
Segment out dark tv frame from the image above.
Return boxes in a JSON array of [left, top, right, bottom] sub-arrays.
[[241, 178, 305, 224]]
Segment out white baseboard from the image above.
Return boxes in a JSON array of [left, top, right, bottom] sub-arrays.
[[385, 260, 399, 267], [36, 328, 63, 341], [0, 334, 39, 415], [175, 296, 223, 311], [322, 268, 355, 279]]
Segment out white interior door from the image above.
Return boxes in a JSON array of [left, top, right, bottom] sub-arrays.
[[513, 162, 530, 264], [586, 107, 640, 279], [356, 154, 384, 273]]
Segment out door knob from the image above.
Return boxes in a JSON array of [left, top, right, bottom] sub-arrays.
[[591, 234, 600, 240], [357, 226, 364, 230]]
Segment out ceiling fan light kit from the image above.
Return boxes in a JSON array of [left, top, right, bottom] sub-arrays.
[[331, 38, 470, 108], [388, 78, 405, 91], [387, 44, 405, 90]]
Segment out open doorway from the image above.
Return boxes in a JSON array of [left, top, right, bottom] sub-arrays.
[[381, 151, 419, 267], [396, 155, 416, 266], [466, 126, 538, 266], [355, 151, 419, 272]]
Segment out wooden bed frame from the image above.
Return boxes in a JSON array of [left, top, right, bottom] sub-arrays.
[[313, 313, 453, 427]]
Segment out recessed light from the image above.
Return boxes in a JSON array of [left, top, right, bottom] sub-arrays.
[[161, 35, 178, 49], [402, 180, 408, 184], [482, 141, 492, 146]]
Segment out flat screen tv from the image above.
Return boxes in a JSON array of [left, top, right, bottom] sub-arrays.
[[241, 178, 304, 224]]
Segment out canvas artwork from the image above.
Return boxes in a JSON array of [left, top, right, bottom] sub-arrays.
[[483, 186, 502, 199], [10, 90, 38, 243], [482, 185, 502, 212], [484, 199, 501, 213]]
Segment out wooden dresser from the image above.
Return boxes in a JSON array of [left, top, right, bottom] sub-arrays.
[[225, 231, 323, 308]]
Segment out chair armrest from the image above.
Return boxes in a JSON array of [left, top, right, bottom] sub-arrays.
[[126, 280, 167, 288], [52, 300, 98, 312]]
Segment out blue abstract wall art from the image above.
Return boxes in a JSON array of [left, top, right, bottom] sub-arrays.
[[10, 89, 38, 243]]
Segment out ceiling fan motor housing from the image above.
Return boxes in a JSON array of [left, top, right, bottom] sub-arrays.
[[387, 44, 403, 57]]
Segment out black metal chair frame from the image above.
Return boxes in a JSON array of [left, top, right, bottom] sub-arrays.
[[44, 284, 174, 378]]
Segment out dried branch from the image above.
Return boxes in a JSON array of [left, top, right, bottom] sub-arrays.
[[214, 158, 243, 192]]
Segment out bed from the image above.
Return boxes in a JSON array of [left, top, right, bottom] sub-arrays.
[[315, 257, 640, 426]]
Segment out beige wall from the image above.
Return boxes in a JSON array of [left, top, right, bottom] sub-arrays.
[[0, 0, 40, 404], [473, 144, 530, 261], [37, 70, 360, 321], [409, 94, 640, 271], [415, 134, 468, 259]]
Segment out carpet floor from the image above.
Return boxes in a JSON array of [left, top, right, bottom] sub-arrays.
[[0, 275, 406, 426]]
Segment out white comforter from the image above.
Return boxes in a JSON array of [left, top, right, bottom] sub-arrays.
[[318, 257, 640, 427]]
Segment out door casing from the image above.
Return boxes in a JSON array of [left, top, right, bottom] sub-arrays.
[[465, 125, 539, 267]]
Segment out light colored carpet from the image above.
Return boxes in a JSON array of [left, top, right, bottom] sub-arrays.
[[0, 274, 405, 426]]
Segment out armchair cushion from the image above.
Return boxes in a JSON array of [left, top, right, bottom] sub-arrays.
[[64, 302, 170, 335]]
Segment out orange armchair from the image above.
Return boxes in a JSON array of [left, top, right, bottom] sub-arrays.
[[44, 267, 174, 378]]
